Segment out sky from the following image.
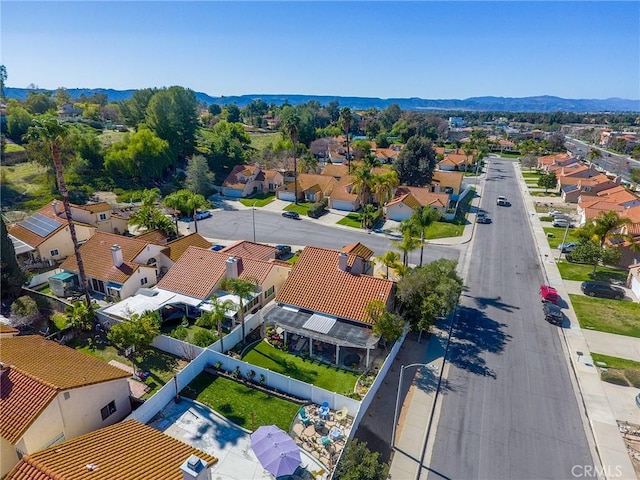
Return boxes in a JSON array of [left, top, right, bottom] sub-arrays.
[[2, 1, 639, 100]]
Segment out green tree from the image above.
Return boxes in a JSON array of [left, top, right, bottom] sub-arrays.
[[630, 168, 640, 184], [360, 204, 378, 229], [65, 300, 97, 333], [281, 107, 301, 204], [104, 126, 172, 182], [128, 188, 176, 236], [393, 135, 437, 186], [146, 86, 198, 159], [569, 240, 622, 276], [631, 146, 640, 161], [334, 439, 389, 480], [366, 299, 404, 347], [24, 115, 92, 308], [193, 329, 217, 347], [373, 250, 401, 279], [107, 310, 161, 369], [1, 217, 27, 299], [392, 220, 421, 267], [298, 152, 318, 174], [120, 88, 158, 127], [0, 65, 6, 101], [339, 107, 353, 171], [219, 277, 258, 345], [196, 296, 235, 353], [6, 105, 33, 141], [396, 258, 463, 334], [163, 189, 208, 233], [371, 170, 399, 206], [24, 91, 56, 115], [54, 87, 72, 106], [588, 148, 601, 167], [410, 206, 441, 267], [206, 120, 251, 168], [10, 296, 39, 327], [351, 164, 374, 207], [185, 154, 215, 197], [537, 172, 557, 193], [580, 210, 632, 248]]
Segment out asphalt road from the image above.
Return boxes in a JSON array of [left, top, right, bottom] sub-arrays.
[[427, 159, 596, 480], [565, 137, 638, 179], [188, 208, 460, 266]]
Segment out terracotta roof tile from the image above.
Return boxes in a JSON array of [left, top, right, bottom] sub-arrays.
[[0, 324, 19, 335], [5, 420, 217, 480], [275, 246, 394, 324], [220, 240, 276, 261], [342, 242, 373, 260], [71, 202, 111, 214], [0, 336, 130, 390], [0, 368, 58, 443], [393, 186, 449, 208], [59, 231, 150, 283], [431, 170, 464, 187], [222, 164, 259, 189], [158, 246, 278, 299], [164, 233, 212, 262], [136, 229, 169, 245], [321, 164, 349, 178]]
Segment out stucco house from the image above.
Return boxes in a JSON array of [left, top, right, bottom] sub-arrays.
[[431, 170, 464, 197], [63, 201, 129, 235], [264, 245, 395, 369], [8, 203, 97, 270], [627, 263, 640, 302], [220, 164, 283, 198], [5, 420, 217, 480], [384, 186, 450, 221], [438, 151, 474, 171], [328, 176, 361, 212], [277, 173, 337, 203], [561, 175, 618, 203], [0, 335, 131, 477]]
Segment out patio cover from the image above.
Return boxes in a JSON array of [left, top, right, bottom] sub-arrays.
[[9, 235, 35, 255], [264, 305, 379, 349], [102, 288, 203, 319]]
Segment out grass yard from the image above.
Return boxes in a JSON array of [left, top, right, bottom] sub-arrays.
[[287, 252, 300, 265], [70, 336, 187, 399], [337, 213, 362, 229], [161, 322, 220, 347], [592, 353, 640, 388], [543, 228, 581, 248], [249, 132, 280, 151], [521, 171, 542, 178], [556, 261, 628, 283], [238, 193, 275, 207], [424, 220, 464, 239], [4, 143, 25, 153], [569, 294, 640, 338], [1, 161, 56, 210], [284, 202, 312, 215], [181, 372, 301, 432], [242, 340, 359, 395]]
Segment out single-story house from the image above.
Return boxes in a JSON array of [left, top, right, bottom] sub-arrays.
[[328, 176, 361, 212], [384, 186, 450, 221], [438, 151, 474, 171], [0, 335, 131, 477], [277, 173, 337, 203]]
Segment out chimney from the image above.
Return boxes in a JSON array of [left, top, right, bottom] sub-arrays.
[[111, 245, 123, 267], [338, 252, 348, 272], [52, 200, 60, 216], [226, 257, 239, 279], [180, 454, 209, 480], [351, 256, 364, 275]]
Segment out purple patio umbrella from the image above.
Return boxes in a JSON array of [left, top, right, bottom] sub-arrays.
[[251, 425, 301, 478]]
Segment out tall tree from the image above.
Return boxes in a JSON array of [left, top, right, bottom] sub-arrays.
[[6, 105, 33, 142], [220, 277, 258, 345], [393, 135, 437, 186], [373, 250, 401, 279], [281, 107, 301, 204], [185, 154, 215, 197], [128, 188, 176, 236], [163, 189, 208, 233], [587, 148, 601, 168], [340, 107, 353, 171], [351, 164, 374, 207], [120, 88, 158, 127], [366, 299, 404, 347], [108, 310, 161, 370], [196, 296, 235, 353], [1, 217, 27, 299], [409, 206, 441, 267], [371, 171, 399, 206], [392, 220, 421, 267], [580, 210, 632, 248], [24, 116, 92, 309], [0, 64, 6, 101]]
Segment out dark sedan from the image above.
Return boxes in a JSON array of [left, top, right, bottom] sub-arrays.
[[580, 281, 625, 300]]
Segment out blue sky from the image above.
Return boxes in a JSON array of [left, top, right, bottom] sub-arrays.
[[2, 1, 639, 100]]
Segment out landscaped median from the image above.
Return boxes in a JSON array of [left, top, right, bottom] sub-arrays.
[[569, 294, 640, 338]]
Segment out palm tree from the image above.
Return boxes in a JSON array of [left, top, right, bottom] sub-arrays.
[[586, 211, 632, 247], [587, 148, 601, 168], [220, 277, 258, 345], [351, 164, 374, 207], [164, 189, 208, 233], [24, 116, 92, 309], [65, 301, 96, 334], [340, 107, 353, 171], [196, 296, 235, 353], [392, 220, 421, 267], [298, 152, 318, 174], [372, 171, 399, 206], [373, 250, 401, 278], [129, 188, 176, 236], [360, 204, 378, 229], [281, 111, 300, 204], [410, 206, 441, 267]]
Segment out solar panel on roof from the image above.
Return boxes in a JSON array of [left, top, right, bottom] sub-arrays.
[[19, 213, 61, 238]]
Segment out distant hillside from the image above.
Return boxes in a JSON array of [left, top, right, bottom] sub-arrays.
[[6, 87, 639, 113]]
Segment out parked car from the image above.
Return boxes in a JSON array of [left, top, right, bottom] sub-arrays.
[[476, 213, 491, 224], [194, 210, 212, 220], [540, 284, 559, 304], [282, 211, 300, 219], [275, 245, 291, 259], [636, 392, 640, 409], [548, 210, 564, 217], [552, 218, 574, 228], [557, 242, 577, 253], [543, 301, 563, 325], [496, 195, 508, 206], [580, 281, 625, 300]]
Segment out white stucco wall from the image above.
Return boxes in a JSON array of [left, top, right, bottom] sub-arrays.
[[385, 202, 413, 221], [35, 224, 96, 262]]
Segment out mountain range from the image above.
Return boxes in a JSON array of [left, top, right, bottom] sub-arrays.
[[6, 87, 640, 113]]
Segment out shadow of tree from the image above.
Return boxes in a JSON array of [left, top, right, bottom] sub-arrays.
[[446, 306, 511, 379], [469, 294, 521, 313]]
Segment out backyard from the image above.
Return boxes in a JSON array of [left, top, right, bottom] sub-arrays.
[[242, 340, 359, 395], [181, 371, 301, 432], [569, 294, 640, 338]]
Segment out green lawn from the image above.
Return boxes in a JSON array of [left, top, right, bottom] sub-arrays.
[[1, 161, 56, 210], [521, 171, 542, 178], [591, 353, 640, 388], [556, 261, 628, 283], [4, 143, 25, 153], [424, 220, 464, 239], [70, 336, 187, 399], [337, 213, 362, 228], [242, 340, 359, 395], [284, 202, 312, 215], [498, 152, 520, 158], [161, 322, 219, 347], [287, 253, 300, 265], [543, 228, 581, 248], [569, 294, 640, 338], [248, 132, 280, 151], [591, 353, 640, 370], [238, 193, 275, 207], [181, 372, 301, 432]]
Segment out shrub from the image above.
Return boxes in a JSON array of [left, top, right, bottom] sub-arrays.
[[192, 329, 216, 347], [540, 216, 553, 222], [307, 202, 326, 218], [600, 369, 629, 386], [172, 325, 188, 340], [624, 369, 640, 388]]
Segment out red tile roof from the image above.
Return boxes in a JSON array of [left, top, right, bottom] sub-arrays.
[[220, 240, 276, 261], [158, 246, 278, 299], [164, 233, 212, 262], [392, 186, 449, 208], [342, 242, 374, 260], [0, 368, 58, 443], [275, 246, 394, 324], [5, 420, 217, 480], [222, 164, 258, 189], [71, 202, 111, 214]]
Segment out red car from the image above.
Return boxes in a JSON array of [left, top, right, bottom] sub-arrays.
[[540, 285, 559, 304]]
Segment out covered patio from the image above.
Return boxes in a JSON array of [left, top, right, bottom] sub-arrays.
[[264, 305, 379, 369]]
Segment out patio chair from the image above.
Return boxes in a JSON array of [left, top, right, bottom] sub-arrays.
[[334, 406, 348, 424], [299, 406, 313, 426]]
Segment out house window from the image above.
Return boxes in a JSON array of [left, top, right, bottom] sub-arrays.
[[50, 249, 59, 257], [140, 277, 148, 286], [99, 213, 107, 221], [264, 285, 275, 298], [100, 400, 117, 421], [63, 392, 70, 400]]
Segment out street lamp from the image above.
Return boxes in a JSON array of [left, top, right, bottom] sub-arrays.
[[391, 363, 430, 449], [557, 214, 575, 261], [252, 200, 257, 243]]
